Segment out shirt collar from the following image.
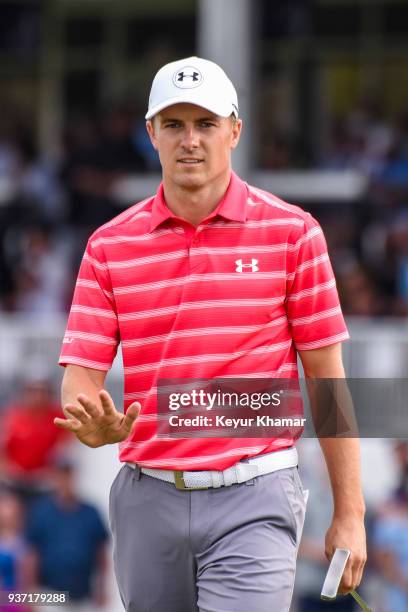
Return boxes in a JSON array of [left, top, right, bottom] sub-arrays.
[[149, 171, 248, 232]]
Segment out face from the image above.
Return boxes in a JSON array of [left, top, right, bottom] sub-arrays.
[[22, 381, 52, 407], [0, 494, 22, 531], [146, 103, 242, 191], [53, 467, 75, 497]]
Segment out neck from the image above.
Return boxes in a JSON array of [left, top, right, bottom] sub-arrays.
[[162, 171, 232, 226]]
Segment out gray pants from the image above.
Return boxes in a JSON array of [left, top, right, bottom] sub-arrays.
[[109, 464, 307, 612]]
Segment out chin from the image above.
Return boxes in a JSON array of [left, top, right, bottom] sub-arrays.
[[176, 172, 206, 190]]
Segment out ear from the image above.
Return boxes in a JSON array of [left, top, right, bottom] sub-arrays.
[[146, 120, 158, 150], [230, 118, 243, 150]]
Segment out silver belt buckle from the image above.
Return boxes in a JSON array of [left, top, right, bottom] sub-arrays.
[[173, 470, 209, 491]]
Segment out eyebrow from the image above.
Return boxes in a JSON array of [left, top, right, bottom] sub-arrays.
[[160, 116, 220, 124]]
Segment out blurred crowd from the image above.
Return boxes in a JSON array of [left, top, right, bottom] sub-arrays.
[[260, 97, 408, 318], [0, 372, 109, 610], [0, 98, 408, 318], [324, 101, 408, 318], [0, 101, 159, 316]]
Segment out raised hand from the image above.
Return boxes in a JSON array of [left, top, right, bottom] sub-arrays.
[[54, 389, 140, 448]]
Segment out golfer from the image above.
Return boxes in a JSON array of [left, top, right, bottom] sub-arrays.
[[56, 56, 366, 612]]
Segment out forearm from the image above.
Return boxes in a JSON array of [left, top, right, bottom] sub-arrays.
[[318, 437, 365, 518], [317, 427, 367, 593], [299, 343, 364, 516], [61, 365, 106, 410]]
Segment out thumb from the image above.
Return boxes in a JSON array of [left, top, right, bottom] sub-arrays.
[[122, 402, 141, 433]]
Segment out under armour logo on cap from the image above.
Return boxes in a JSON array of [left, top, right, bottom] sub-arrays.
[[173, 66, 203, 89], [177, 71, 200, 82]]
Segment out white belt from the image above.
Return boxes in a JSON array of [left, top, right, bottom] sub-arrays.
[[126, 447, 298, 490]]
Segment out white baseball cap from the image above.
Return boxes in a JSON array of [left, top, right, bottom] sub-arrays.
[[145, 56, 239, 120]]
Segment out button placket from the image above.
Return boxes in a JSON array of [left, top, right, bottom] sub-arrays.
[[189, 226, 205, 272], [191, 225, 203, 247]]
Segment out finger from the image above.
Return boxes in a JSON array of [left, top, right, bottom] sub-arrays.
[[76, 394, 103, 418], [350, 555, 365, 591], [77, 397, 101, 419], [63, 405, 91, 425], [62, 404, 82, 424], [99, 389, 116, 416], [337, 561, 352, 594], [338, 557, 357, 594], [325, 543, 334, 563], [355, 556, 367, 589], [54, 417, 81, 432], [121, 402, 141, 434], [62, 405, 82, 424]]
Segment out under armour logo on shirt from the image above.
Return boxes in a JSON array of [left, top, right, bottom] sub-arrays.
[[235, 259, 259, 273]]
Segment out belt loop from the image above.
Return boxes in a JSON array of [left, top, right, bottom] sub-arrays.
[[210, 471, 222, 488], [133, 464, 141, 481]]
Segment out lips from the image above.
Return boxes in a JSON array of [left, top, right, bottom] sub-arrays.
[[177, 158, 204, 164]]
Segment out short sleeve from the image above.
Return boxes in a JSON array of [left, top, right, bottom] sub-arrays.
[[59, 237, 119, 370], [285, 213, 349, 350]]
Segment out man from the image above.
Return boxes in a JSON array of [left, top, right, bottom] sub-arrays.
[[56, 56, 366, 612], [0, 491, 30, 612], [0, 372, 69, 505], [25, 461, 109, 611]]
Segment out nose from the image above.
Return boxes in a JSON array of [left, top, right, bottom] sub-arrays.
[[180, 126, 199, 151]]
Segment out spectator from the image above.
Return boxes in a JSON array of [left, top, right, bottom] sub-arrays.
[[386, 213, 408, 315], [61, 104, 147, 235], [25, 461, 109, 611], [9, 224, 72, 315], [371, 441, 408, 612], [336, 259, 387, 317], [332, 97, 395, 177], [0, 372, 70, 505], [0, 491, 30, 612]]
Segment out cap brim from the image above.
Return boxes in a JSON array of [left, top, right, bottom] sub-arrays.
[[145, 95, 237, 120]]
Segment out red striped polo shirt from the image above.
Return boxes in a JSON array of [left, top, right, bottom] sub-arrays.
[[59, 171, 349, 470]]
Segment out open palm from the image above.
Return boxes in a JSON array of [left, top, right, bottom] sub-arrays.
[[54, 389, 140, 448]]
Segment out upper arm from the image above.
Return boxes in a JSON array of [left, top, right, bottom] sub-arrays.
[[298, 342, 345, 378], [286, 214, 349, 351], [59, 236, 120, 372]]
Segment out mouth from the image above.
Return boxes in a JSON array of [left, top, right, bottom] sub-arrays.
[[177, 158, 204, 165]]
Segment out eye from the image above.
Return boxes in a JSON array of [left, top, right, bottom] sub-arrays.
[[200, 121, 215, 128], [164, 122, 181, 129]]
